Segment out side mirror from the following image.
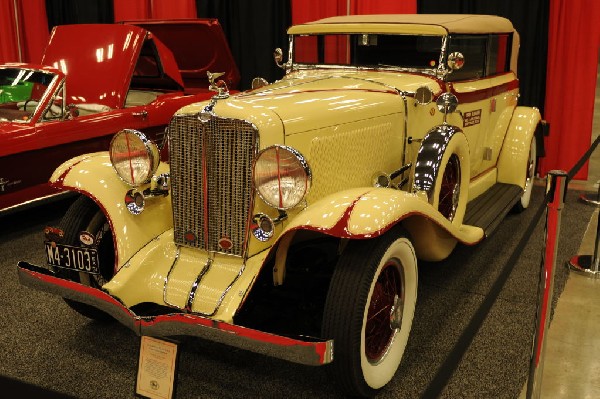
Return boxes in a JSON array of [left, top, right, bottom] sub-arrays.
[[274, 48, 285, 70], [447, 52, 465, 71]]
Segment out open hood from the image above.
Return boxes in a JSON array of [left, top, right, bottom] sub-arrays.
[[42, 24, 184, 109], [124, 19, 240, 91]]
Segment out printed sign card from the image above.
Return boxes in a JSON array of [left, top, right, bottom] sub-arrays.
[[135, 336, 179, 399]]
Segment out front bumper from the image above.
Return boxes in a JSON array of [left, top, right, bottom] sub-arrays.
[[17, 261, 333, 366]]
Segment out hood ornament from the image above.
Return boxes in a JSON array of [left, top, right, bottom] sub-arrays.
[[207, 71, 229, 99], [201, 71, 230, 118]]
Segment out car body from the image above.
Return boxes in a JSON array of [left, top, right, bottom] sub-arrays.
[[0, 19, 238, 214], [18, 14, 543, 397]]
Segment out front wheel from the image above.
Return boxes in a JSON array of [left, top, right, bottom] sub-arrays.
[[322, 226, 418, 397], [56, 195, 115, 321]]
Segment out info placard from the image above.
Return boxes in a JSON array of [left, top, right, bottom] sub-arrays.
[[135, 336, 179, 399]]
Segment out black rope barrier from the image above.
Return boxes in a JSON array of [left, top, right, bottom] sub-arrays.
[[566, 135, 600, 182], [421, 135, 600, 398]]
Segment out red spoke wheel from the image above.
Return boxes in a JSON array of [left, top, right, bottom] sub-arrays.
[[513, 136, 537, 212], [438, 153, 461, 221], [322, 226, 418, 397]]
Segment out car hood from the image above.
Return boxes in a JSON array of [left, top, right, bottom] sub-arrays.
[[124, 19, 240, 91], [42, 24, 183, 109], [227, 71, 443, 135]]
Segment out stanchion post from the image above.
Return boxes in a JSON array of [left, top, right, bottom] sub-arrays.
[[526, 170, 567, 399], [568, 183, 600, 277]]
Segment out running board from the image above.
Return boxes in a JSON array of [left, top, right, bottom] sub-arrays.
[[464, 183, 523, 237]]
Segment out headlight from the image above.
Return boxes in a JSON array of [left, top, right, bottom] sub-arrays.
[[254, 145, 311, 210], [109, 129, 160, 187]]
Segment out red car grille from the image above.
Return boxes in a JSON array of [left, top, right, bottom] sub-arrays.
[[167, 113, 258, 256]]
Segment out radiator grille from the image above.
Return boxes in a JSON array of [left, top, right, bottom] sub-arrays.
[[168, 113, 258, 256]]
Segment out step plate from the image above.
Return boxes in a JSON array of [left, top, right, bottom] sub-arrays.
[[465, 183, 523, 236]]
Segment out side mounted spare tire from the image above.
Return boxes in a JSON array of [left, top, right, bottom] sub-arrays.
[[413, 125, 470, 225]]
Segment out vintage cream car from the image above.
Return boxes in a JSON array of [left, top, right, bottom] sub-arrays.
[[18, 14, 543, 397]]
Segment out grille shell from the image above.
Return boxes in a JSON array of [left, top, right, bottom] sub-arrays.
[[168, 113, 258, 257]]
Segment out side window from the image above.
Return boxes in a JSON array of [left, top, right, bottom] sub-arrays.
[[487, 34, 512, 76], [446, 35, 487, 81]]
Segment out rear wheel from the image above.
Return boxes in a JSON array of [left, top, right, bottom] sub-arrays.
[[513, 136, 537, 212], [56, 195, 115, 321], [321, 226, 418, 397]]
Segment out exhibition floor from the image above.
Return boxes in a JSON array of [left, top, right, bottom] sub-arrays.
[[518, 64, 600, 399]]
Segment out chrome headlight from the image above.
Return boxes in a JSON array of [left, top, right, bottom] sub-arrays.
[[109, 129, 160, 187], [254, 145, 311, 210]]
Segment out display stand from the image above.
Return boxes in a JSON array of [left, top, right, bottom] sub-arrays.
[[568, 183, 600, 278]]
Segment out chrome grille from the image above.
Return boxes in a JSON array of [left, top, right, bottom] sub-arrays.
[[168, 113, 258, 256]]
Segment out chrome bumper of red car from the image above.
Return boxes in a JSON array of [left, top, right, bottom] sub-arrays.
[[17, 261, 334, 366]]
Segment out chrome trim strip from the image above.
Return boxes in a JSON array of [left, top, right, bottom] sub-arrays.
[[0, 190, 77, 217], [192, 258, 246, 318], [162, 246, 181, 309], [185, 254, 213, 312], [16, 261, 333, 366]]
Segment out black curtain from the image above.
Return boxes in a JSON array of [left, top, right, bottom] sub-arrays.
[[45, 0, 114, 30], [196, 0, 291, 90], [418, 0, 549, 113]]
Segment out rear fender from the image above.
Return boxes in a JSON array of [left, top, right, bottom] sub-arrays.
[[497, 106, 541, 187], [50, 152, 173, 271], [273, 187, 484, 284]]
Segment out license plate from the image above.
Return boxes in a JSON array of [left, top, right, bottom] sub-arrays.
[[45, 242, 100, 274]]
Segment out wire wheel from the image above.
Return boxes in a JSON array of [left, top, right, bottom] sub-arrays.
[[514, 136, 537, 212], [365, 260, 403, 364], [322, 226, 417, 397], [438, 153, 461, 221]]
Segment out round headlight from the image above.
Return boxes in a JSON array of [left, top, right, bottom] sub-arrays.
[[109, 129, 160, 187], [254, 145, 311, 210]]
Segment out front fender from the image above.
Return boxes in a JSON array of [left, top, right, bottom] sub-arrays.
[[278, 187, 483, 264], [497, 106, 541, 187], [50, 152, 173, 270]]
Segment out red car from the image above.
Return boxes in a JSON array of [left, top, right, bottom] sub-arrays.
[[0, 19, 238, 215]]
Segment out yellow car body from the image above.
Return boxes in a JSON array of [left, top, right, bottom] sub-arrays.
[[19, 14, 543, 397]]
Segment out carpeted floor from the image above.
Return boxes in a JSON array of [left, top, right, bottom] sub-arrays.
[[0, 184, 593, 399]]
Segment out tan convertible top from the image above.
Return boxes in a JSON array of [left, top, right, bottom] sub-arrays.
[[288, 14, 515, 35]]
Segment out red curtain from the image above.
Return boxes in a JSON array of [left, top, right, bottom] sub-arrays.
[[540, 0, 600, 179], [292, 0, 416, 25], [0, 0, 49, 63], [114, 0, 196, 22]]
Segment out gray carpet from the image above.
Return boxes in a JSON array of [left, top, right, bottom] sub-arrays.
[[0, 184, 593, 398]]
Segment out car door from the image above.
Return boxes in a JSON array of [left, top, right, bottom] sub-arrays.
[[446, 34, 518, 180]]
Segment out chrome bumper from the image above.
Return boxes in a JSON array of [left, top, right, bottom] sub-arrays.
[[17, 261, 333, 366]]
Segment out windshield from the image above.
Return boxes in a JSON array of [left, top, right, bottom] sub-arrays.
[[0, 68, 57, 122], [292, 33, 444, 71]]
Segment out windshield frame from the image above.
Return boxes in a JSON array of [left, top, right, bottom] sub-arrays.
[[0, 66, 62, 124], [287, 32, 449, 77]]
